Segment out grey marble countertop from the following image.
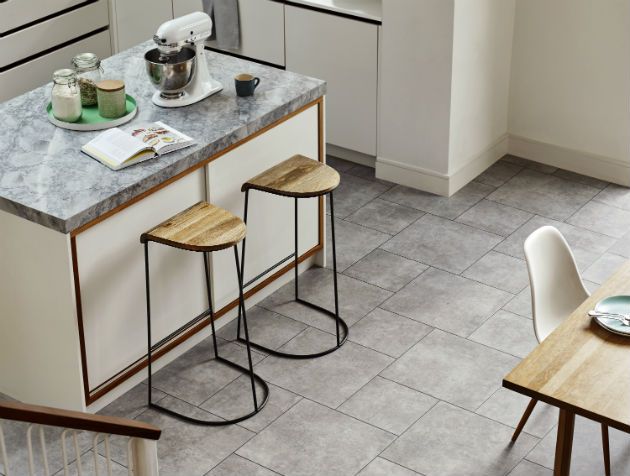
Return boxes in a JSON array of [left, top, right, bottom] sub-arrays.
[[0, 42, 325, 234]]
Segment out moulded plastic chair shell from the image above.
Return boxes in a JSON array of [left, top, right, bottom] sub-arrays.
[[524, 226, 589, 343]]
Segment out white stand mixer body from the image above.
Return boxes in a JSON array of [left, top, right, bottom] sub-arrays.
[[151, 12, 223, 108]]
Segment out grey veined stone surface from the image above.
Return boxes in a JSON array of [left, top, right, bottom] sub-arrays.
[[0, 41, 325, 233]]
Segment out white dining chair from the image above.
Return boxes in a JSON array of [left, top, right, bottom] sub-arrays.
[[512, 225, 611, 475]]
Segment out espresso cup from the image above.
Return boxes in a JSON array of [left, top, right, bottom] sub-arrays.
[[235, 73, 260, 97]]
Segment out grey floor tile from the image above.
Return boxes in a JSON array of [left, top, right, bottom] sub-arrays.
[[200, 375, 302, 433], [259, 267, 392, 332], [325, 217, 391, 271], [382, 268, 511, 337], [217, 306, 307, 351], [463, 251, 529, 294], [338, 376, 436, 435], [237, 399, 394, 476], [52, 454, 128, 476], [582, 252, 627, 285], [593, 183, 630, 210], [487, 169, 600, 220], [381, 182, 494, 219], [456, 199, 533, 237], [381, 330, 519, 410], [494, 215, 614, 270], [475, 161, 523, 188], [554, 170, 608, 190], [527, 162, 558, 174], [349, 308, 432, 358], [381, 214, 503, 274], [332, 172, 392, 218], [0, 421, 93, 476], [501, 155, 531, 167], [206, 454, 277, 476], [344, 249, 428, 292], [503, 287, 532, 319], [150, 337, 265, 406], [256, 327, 393, 408], [345, 198, 424, 235], [567, 201, 630, 239], [98, 382, 165, 420], [358, 457, 420, 476], [346, 164, 394, 186], [103, 396, 254, 475], [477, 388, 557, 439], [509, 460, 552, 476], [326, 155, 355, 172], [526, 416, 630, 475], [608, 230, 630, 258], [469, 310, 538, 359], [383, 401, 538, 476]]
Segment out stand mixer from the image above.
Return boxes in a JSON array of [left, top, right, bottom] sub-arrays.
[[145, 12, 223, 107]]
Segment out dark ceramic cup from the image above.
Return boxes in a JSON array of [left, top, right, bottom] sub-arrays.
[[235, 73, 260, 97]]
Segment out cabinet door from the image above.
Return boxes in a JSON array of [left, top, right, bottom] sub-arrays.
[[207, 105, 320, 310], [285, 6, 378, 156], [173, 0, 285, 66], [112, 0, 173, 52], [76, 170, 207, 390]]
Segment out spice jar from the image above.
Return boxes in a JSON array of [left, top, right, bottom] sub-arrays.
[[51, 69, 82, 123], [72, 52, 103, 106], [96, 80, 126, 118]]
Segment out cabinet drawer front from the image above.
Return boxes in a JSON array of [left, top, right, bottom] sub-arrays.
[[0, 0, 109, 69], [0, 0, 90, 34], [285, 5, 378, 155], [0, 30, 111, 102]]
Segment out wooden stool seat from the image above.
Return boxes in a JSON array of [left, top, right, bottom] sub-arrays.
[[141, 202, 246, 252], [241, 154, 340, 198]]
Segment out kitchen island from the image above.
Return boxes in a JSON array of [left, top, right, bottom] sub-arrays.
[[0, 42, 326, 411]]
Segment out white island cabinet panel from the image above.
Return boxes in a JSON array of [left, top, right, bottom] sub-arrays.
[[75, 170, 207, 391], [285, 5, 378, 156], [207, 106, 320, 310], [173, 0, 286, 66]]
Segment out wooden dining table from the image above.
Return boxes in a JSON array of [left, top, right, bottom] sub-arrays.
[[503, 260, 630, 475]]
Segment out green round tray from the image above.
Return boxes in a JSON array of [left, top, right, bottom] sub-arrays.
[[47, 95, 137, 131]]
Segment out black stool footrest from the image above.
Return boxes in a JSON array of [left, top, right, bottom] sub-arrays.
[[238, 297, 349, 359], [148, 356, 269, 426]]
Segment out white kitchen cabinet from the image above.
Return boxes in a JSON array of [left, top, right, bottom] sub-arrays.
[[173, 0, 285, 66], [207, 105, 319, 310], [110, 0, 173, 52], [76, 170, 207, 390], [285, 5, 378, 156]]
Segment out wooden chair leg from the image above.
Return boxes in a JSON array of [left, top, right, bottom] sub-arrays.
[[601, 423, 611, 476], [512, 398, 538, 443]]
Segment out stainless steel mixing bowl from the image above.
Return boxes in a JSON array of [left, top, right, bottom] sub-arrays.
[[145, 47, 196, 98]]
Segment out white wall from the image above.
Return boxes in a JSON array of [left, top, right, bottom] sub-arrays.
[[376, 0, 516, 195], [448, 0, 515, 188], [376, 0, 455, 194], [509, 0, 630, 181]]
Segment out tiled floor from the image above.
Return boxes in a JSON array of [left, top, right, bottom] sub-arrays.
[[3, 155, 630, 475]]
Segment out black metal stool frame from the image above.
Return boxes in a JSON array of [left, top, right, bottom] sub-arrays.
[[235, 189, 349, 359], [144, 242, 269, 425]]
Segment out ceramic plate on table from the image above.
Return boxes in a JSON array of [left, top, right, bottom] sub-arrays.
[[46, 95, 137, 131], [593, 295, 630, 336]]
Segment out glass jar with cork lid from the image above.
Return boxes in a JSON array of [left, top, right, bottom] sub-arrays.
[[71, 53, 103, 106], [96, 80, 126, 119]]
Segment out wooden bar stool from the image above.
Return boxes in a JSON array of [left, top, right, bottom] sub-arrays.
[[237, 154, 349, 359], [141, 202, 269, 425]]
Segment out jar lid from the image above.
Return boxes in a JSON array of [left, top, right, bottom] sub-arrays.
[[53, 68, 77, 83], [72, 52, 100, 69], [96, 79, 125, 92]]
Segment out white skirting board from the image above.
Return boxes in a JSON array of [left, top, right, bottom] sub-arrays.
[[327, 144, 376, 168], [508, 134, 630, 187], [375, 134, 508, 196]]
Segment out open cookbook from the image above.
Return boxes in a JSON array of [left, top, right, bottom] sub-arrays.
[[81, 122, 194, 170]]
